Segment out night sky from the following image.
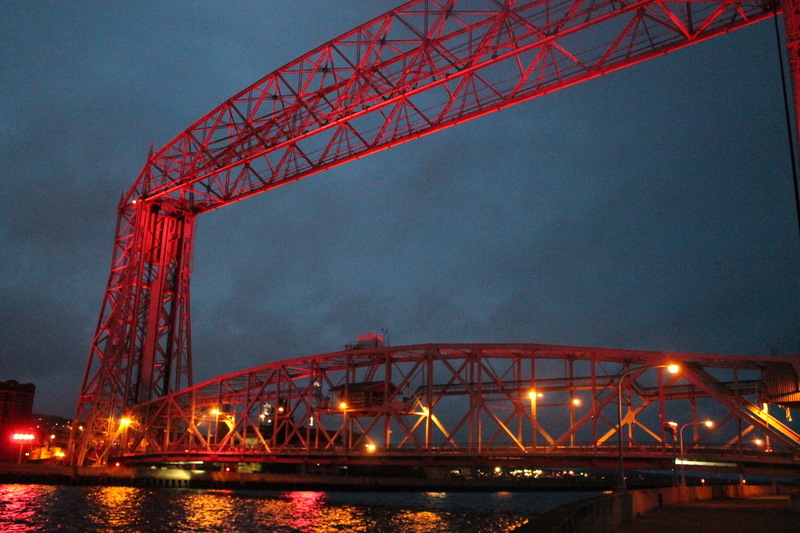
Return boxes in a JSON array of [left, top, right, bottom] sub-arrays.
[[2, 2, 799, 418]]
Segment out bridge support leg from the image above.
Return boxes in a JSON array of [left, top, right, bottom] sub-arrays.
[[782, 1, 800, 163], [71, 201, 195, 465]]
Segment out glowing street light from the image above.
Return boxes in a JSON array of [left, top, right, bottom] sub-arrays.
[[617, 364, 680, 490], [679, 420, 714, 486], [528, 390, 543, 448], [206, 408, 220, 447], [12, 433, 35, 463], [569, 397, 583, 446], [117, 416, 133, 456], [412, 405, 432, 448], [340, 402, 349, 450]]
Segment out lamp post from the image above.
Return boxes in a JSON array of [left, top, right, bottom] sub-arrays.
[[207, 408, 220, 448], [118, 417, 131, 456], [570, 397, 581, 447], [528, 390, 542, 448], [12, 433, 35, 463], [339, 402, 349, 451], [616, 364, 679, 490], [422, 406, 430, 449], [679, 420, 713, 486]]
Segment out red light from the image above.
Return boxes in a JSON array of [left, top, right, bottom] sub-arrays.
[[12, 433, 35, 442]]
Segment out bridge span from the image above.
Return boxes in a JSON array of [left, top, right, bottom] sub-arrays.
[[99, 342, 800, 479], [71, 0, 800, 469]]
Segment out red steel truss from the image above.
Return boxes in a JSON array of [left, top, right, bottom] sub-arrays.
[[72, 0, 798, 466], [107, 344, 800, 478]]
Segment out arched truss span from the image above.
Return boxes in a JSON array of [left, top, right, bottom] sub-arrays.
[[72, 0, 790, 465], [115, 343, 800, 477]]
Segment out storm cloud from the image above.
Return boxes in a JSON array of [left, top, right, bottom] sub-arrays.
[[2, 2, 798, 416]]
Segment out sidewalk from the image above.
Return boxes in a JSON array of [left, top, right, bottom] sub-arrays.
[[616, 495, 800, 533]]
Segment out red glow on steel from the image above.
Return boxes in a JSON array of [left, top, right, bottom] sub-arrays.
[[71, 0, 789, 467]]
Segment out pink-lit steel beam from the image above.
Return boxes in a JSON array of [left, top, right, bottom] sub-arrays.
[[128, 0, 775, 212], [73, 0, 788, 466], [115, 343, 800, 477]]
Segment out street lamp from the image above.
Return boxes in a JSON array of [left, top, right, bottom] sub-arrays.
[[570, 397, 582, 446], [118, 417, 132, 455], [421, 406, 430, 449], [617, 363, 679, 490], [339, 402, 349, 451], [206, 408, 220, 448], [528, 390, 543, 448], [679, 420, 714, 486], [12, 433, 35, 463]]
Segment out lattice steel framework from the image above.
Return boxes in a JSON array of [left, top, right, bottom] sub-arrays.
[[72, 0, 798, 465], [109, 344, 800, 477]]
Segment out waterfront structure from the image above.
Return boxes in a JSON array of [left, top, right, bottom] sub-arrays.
[[76, 342, 800, 483], [70, 0, 800, 479], [0, 380, 35, 462]]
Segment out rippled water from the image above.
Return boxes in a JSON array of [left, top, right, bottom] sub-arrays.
[[0, 484, 594, 532]]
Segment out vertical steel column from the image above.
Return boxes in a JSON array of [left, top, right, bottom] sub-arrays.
[[531, 355, 537, 448], [515, 354, 523, 446], [783, 0, 800, 155], [135, 204, 195, 404], [781, 0, 800, 237], [568, 359, 576, 447], [590, 356, 598, 446], [384, 351, 392, 450], [71, 201, 194, 465]]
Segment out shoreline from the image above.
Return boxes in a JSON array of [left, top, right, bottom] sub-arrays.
[[0, 462, 615, 492]]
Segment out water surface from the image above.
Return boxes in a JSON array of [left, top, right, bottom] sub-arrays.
[[0, 484, 594, 532]]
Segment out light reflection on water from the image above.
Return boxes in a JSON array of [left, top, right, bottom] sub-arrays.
[[0, 484, 57, 533], [0, 484, 593, 532], [88, 486, 148, 532]]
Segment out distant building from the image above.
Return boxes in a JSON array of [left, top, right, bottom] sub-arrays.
[[29, 414, 72, 463], [346, 332, 387, 350], [0, 380, 36, 462]]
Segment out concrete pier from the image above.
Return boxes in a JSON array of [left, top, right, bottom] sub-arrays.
[[617, 494, 800, 533], [519, 484, 800, 533]]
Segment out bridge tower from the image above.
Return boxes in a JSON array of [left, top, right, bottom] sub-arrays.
[[71, 0, 794, 465], [72, 197, 194, 464]]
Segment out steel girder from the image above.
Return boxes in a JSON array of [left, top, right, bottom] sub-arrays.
[[126, 0, 775, 212], [73, 0, 785, 465], [72, 203, 195, 465], [112, 344, 800, 476]]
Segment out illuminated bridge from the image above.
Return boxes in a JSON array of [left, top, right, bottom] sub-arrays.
[[95, 342, 800, 480], [71, 0, 800, 481]]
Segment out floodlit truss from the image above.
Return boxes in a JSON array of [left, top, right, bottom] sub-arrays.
[[103, 344, 800, 477], [126, 0, 777, 211], [72, 0, 798, 466]]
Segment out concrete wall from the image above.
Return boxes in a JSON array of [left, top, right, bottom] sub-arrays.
[[627, 484, 779, 520], [519, 484, 782, 533], [520, 493, 622, 533]]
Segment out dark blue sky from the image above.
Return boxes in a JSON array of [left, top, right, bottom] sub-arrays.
[[2, 2, 798, 417]]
